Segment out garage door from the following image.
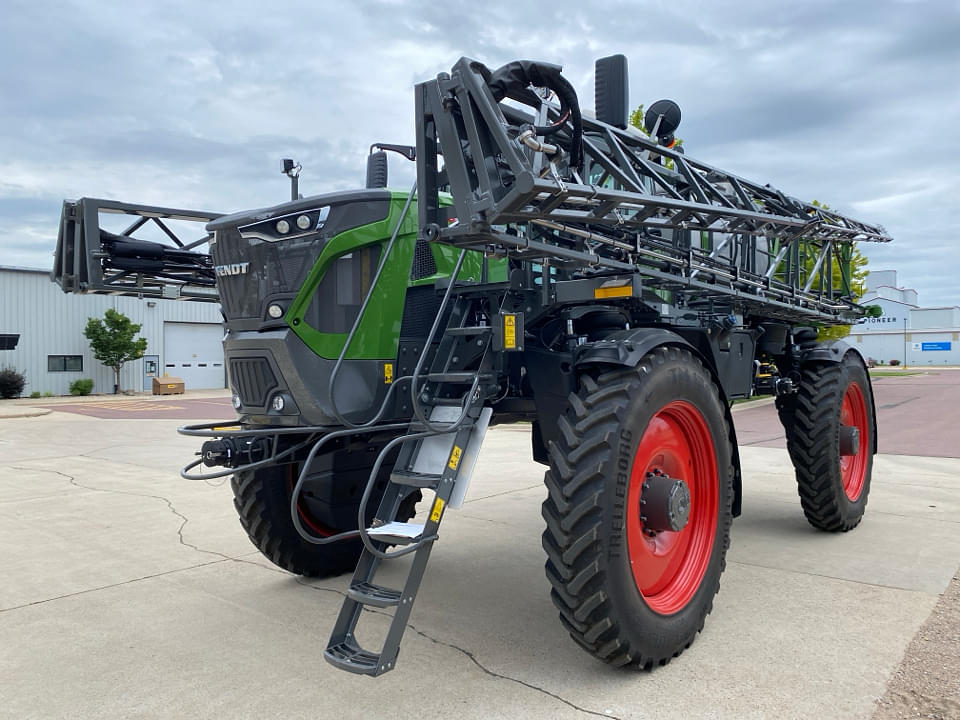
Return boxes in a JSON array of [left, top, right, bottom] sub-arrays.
[[163, 322, 225, 390]]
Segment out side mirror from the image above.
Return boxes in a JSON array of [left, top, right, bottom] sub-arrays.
[[594, 55, 629, 129], [644, 99, 681, 141], [366, 150, 389, 189], [372, 143, 416, 162]]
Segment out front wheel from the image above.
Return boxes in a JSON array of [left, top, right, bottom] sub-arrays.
[[781, 352, 875, 531], [232, 456, 420, 577], [542, 346, 734, 668]]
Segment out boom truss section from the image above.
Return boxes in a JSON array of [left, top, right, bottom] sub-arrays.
[[416, 58, 892, 325], [53, 198, 221, 302]]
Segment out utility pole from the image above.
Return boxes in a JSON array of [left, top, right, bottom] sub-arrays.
[[903, 316, 908, 369]]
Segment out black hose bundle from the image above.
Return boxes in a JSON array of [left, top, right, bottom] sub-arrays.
[[473, 60, 584, 172]]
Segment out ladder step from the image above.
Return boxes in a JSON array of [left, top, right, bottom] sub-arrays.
[[347, 581, 403, 608], [444, 326, 492, 336], [426, 372, 485, 383], [324, 639, 384, 676], [390, 469, 442, 488], [408, 417, 475, 433], [366, 521, 425, 545], [430, 397, 466, 407]]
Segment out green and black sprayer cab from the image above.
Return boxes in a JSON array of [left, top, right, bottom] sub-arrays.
[[54, 55, 890, 675]]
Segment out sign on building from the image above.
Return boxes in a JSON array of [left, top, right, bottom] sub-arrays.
[[921, 342, 952, 352]]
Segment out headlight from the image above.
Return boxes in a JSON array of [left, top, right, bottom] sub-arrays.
[[271, 395, 285, 412], [232, 393, 242, 410]]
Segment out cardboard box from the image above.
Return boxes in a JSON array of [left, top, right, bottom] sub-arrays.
[[153, 376, 185, 395]]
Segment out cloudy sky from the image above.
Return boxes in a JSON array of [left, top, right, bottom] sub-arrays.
[[2, 0, 958, 305]]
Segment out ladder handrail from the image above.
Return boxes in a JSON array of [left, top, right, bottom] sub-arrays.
[[408, 249, 488, 434], [326, 183, 421, 429], [288, 422, 411, 546]]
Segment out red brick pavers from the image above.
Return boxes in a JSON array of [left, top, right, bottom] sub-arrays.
[[51, 397, 234, 420], [733, 370, 960, 458]]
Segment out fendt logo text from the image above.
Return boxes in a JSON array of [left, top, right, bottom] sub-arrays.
[[214, 262, 249, 276]]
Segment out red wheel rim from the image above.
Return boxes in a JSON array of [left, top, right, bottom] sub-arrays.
[[626, 400, 718, 615], [839, 382, 869, 501], [288, 469, 336, 537]]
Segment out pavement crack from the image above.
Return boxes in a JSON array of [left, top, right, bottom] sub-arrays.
[[403, 622, 624, 720], [742, 435, 786, 446], [9, 465, 234, 562], [293, 579, 623, 720], [879, 396, 920, 410], [463, 483, 543, 504], [0, 558, 230, 613], [730, 558, 932, 593]]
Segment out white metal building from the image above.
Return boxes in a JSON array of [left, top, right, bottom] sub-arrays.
[[0, 266, 225, 396], [849, 270, 960, 366]]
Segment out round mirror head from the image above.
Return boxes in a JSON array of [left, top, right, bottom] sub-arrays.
[[644, 99, 681, 139]]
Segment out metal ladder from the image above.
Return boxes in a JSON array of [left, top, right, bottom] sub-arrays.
[[323, 295, 496, 676]]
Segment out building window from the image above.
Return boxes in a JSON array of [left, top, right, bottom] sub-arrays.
[[48, 355, 83, 372]]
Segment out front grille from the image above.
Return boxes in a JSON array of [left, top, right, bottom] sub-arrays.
[[399, 286, 444, 340], [229, 357, 278, 408], [213, 230, 325, 320], [410, 236, 437, 280]]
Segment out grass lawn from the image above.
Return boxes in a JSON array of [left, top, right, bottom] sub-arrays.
[[869, 369, 922, 377]]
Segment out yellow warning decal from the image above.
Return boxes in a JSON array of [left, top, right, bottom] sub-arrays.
[[448, 445, 463, 470], [430, 497, 446, 523], [594, 285, 632, 299], [503, 314, 516, 349], [384, 362, 393, 384]]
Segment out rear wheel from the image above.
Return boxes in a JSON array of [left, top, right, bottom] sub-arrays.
[[782, 352, 874, 531], [232, 453, 420, 577], [542, 346, 733, 668]]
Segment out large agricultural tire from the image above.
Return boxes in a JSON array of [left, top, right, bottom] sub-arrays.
[[542, 346, 734, 669], [780, 352, 874, 532], [232, 463, 419, 577]]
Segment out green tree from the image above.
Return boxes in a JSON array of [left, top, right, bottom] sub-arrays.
[[84, 309, 148, 394], [808, 201, 870, 341]]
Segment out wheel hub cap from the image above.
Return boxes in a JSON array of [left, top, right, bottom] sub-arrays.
[[641, 471, 691, 533], [839, 425, 860, 457]]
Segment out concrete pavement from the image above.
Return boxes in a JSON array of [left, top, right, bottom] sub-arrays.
[[1, 388, 958, 719]]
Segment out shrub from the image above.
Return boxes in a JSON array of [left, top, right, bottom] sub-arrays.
[[69, 378, 95, 396], [0, 367, 26, 399], [29, 391, 41, 399], [43, 391, 54, 397], [890, 359, 901, 366]]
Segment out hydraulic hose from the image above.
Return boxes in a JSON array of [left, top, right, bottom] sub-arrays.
[[481, 60, 583, 171]]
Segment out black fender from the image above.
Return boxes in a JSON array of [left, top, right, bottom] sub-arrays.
[[574, 328, 744, 518], [801, 338, 851, 364], [799, 340, 878, 456]]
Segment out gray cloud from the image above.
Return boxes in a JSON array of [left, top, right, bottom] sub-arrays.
[[1, 0, 958, 305]]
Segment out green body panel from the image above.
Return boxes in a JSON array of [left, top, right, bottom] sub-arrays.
[[288, 191, 506, 361]]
